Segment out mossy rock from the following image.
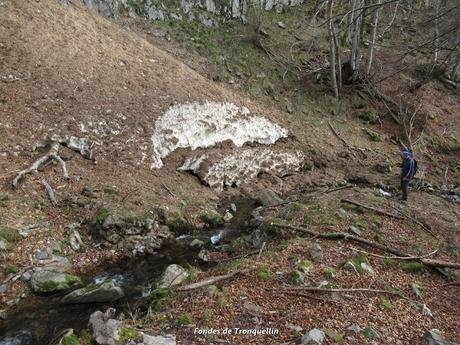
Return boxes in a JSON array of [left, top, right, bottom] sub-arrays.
[[200, 210, 223, 228], [31, 271, 81, 293], [166, 213, 196, 235], [324, 267, 336, 278], [364, 128, 382, 142], [297, 260, 313, 273], [116, 327, 140, 345], [357, 109, 380, 124], [288, 269, 304, 285], [400, 261, 424, 273], [94, 208, 110, 224]]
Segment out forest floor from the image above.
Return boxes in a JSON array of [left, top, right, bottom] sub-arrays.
[[0, 1, 459, 344]]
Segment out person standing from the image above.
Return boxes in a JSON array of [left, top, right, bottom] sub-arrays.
[[400, 149, 417, 201]]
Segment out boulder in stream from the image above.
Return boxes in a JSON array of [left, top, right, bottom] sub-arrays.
[[31, 270, 81, 293], [61, 280, 124, 304], [89, 308, 122, 345], [158, 264, 189, 288]]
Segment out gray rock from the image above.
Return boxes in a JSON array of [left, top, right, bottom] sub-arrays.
[[40, 255, 72, 273], [148, 7, 165, 20], [410, 283, 423, 299], [158, 264, 189, 288], [346, 324, 361, 334], [342, 261, 358, 273], [61, 280, 124, 304], [207, 285, 218, 297], [142, 333, 176, 345], [70, 230, 83, 251], [301, 328, 325, 345], [360, 262, 375, 275], [49, 241, 62, 254], [230, 203, 237, 213], [189, 239, 204, 248], [20, 272, 32, 282], [422, 329, 459, 345], [349, 225, 362, 236], [0, 284, 7, 294], [309, 243, 323, 263], [258, 189, 283, 207], [0, 240, 6, 251], [89, 308, 122, 345], [31, 270, 81, 293], [223, 211, 233, 222], [36, 250, 49, 260], [198, 248, 209, 262], [19, 224, 38, 238], [277, 21, 287, 28]]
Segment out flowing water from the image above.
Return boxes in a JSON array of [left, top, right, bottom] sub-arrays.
[[0, 198, 257, 345]]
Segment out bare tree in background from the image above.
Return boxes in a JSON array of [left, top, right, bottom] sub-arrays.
[[366, 0, 382, 74]]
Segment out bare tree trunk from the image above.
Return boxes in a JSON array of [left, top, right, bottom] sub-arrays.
[[366, 0, 382, 74], [351, 0, 363, 80], [432, 0, 441, 66], [328, 0, 339, 97], [332, 23, 342, 90]]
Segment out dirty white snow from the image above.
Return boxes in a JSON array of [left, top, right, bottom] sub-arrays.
[[179, 148, 304, 191], [151, 102, 288, 168]]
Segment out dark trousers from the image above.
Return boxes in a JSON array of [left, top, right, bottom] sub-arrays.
[[400, 179, 409, 201]]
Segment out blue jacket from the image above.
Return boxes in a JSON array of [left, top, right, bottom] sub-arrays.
[[401, 158, 417, 179]]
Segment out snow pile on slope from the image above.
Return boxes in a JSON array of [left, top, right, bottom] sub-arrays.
[[151, 102, 288, 168], [178, 148, 304, 191]]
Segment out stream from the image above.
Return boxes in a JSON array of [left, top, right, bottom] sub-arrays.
[[0, 198, 258, 345]]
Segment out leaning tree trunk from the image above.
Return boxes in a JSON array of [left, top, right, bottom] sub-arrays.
[[366, 0, 382, 74], [328, 0, 339, 97]]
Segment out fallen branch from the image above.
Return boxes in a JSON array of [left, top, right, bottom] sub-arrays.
[[327, 121, 366, 159], [350, 247, 439, 260], [272, 223, 460, 269], [1, 265, 33, 285], [325, 184, 353, 194], [161, 182, 175, 197], [176, 268, 254, 291], [341, 199, 404, 220], [284, 290, 344, 304], [282, 286, 408, 299], [42, 180, 57, 207]]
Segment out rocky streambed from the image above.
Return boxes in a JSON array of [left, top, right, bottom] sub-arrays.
[[0, 197, 260, 345]]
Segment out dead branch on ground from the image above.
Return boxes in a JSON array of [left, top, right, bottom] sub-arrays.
[[176, 268, 255, 291], [272, 223, 460, 269], [341, 198, 404, 219], [42, 180, 58, 207]]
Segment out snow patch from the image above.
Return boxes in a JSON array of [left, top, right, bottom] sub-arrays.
[[178, 148, 304, 191], [151, 102, 288, 168]]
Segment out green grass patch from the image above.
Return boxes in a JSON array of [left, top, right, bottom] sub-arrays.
[[61, 334, 80, 345], [256, 265, 273, 281], [150, 287, 175, 312], [0, 226, 20, 244], [176, 312, 194, 326]]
